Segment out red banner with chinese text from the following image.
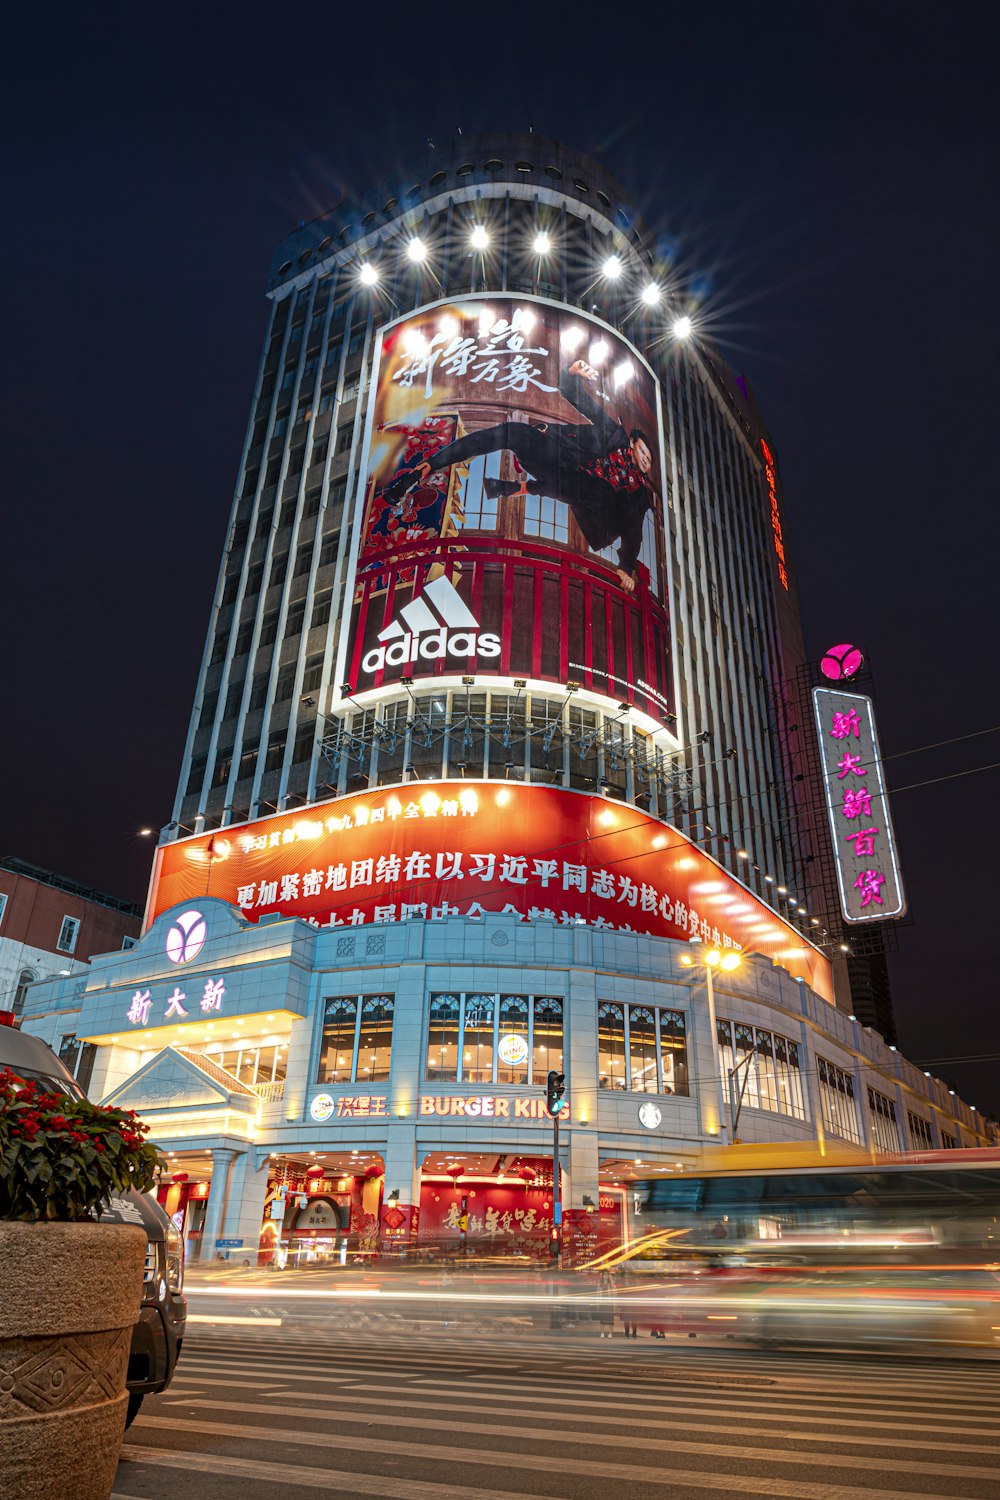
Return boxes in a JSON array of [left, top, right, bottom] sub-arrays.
[[147, 782, 832, 1000]]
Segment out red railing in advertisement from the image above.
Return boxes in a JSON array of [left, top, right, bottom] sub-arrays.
[[346, 535, 675, 723]]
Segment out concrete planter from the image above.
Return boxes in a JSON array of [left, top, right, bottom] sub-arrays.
[[0, 1220, 147, 1500]]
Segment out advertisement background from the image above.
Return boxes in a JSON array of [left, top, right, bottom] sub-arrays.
[[339, 296, 675, 723], [148, 783, 832, 1000]]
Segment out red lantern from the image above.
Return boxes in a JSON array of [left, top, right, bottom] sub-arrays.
[[171, 1172, 188, 1184], [305, 1164, 325, 1180], [446, 1164, 464, 1183], [518, 1166, 537, 1183], [364, 1164, 382, 1180]]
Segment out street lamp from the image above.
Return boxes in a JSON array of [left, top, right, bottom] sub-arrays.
[[679, 943, 741, 1138]]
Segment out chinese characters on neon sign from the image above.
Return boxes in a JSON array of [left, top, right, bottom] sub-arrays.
[[126, 977, 226, 1027], [812, 688, 906, 923], [760, 438, 788, 590]]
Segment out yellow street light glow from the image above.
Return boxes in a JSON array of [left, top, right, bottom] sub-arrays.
[[469, 225, 489, 250], [407, 237, 427, 262], [533, 231, 551, 254], [641, 283, 661, 305], [679, 954, 693, 967], [704, 949, 722, 967], [358, 263, 378, 286], [673, 315, 693, 340], [602, 255, 622, 279], [720, 953, 741, 971]]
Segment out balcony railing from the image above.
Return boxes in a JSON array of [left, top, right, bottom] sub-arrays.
[[254, 1080, 285, 1104]]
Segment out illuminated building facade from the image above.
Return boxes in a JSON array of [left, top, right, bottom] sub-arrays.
[[21, 137, 961, 1261]]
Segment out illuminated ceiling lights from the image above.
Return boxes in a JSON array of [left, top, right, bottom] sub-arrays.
[[602, 254, 623, 279], [640, 282, 661, 305], [532, 231, 551, 254], [469, 225, 489, 250], [358, 262, 379, 286], [406, 237, 427, 263], [673, 314, 694, 340]]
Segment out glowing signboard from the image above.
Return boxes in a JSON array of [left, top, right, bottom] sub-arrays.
[[126, 977, 226, 1027], [760, 438, 788, 590], [812, 687, 906, 923], [337, 295, 676, 725], [148, 782, 833, 1000]]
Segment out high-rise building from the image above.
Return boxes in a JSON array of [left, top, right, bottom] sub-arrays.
[[25, 137, 960, 1268], [172, 134, 813, 929]]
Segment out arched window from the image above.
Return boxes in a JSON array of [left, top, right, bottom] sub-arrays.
[[12, 969, 37, 1016]]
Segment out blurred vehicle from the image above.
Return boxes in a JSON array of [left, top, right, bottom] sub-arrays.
[[616, 1148, 1000, 1353], [0, 1018, 187, 1422]]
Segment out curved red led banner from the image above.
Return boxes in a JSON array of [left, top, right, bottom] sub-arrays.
[[147, 783, 832, 1002]]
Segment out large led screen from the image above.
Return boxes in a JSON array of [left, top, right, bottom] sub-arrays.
[[337, 296, 675, 725]]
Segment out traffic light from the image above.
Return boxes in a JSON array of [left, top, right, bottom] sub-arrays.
[[546, 1070, 567, 1116]]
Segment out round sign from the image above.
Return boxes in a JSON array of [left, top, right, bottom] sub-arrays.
[[820, 643, 865, 682], [498, 1033, 529, 1066], [310, 1093, 335, 1122], [165, 909, 207, 964], [638, 1102, 662, 1130]]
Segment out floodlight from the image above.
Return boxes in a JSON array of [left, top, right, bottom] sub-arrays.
[[673, 315, 693, 339], [470, 225, 489, 250], [407, 237, 427, 262], [358, 263, 378, 286]]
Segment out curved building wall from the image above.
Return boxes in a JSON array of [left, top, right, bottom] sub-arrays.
[[20, 901, 997, 1260]]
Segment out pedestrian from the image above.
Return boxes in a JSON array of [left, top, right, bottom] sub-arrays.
[[617, 1262, 639, 1338], [597, 1268, 616, 1338]]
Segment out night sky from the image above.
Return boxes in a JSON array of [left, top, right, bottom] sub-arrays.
[[4, 7, 997, 1112]]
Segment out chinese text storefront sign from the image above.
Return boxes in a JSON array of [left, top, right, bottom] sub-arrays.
[[812, 688, 906, 923], [148, 781, 832, 999]]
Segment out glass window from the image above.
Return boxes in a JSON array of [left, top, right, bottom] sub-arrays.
[[0, 893, 7, 928], [718, 1019, 807, 1121], [497, 995, 529, 1084], [628, 1007, 658, 1093], [658, 1009, 689, 1096], [427, 993, 460, 1080], [532, 997, 563, 1078], [318, 998, 359, 1083], [598, 1003, 626, 1090], [56, 917, 80, 955], [462, 994, 495, 1083], [817, 1056, 861, 1144], [868, 1087, 902, 1153], [907, 1111, 934, 1151], [357, 994, 394, 1083]]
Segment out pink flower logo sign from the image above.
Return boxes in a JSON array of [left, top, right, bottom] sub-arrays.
[[165, 910, 207, 964]]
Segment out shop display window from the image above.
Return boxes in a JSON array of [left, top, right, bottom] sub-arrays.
[[425, 992, 563, 1084], [599, 1001, 689, 1095]]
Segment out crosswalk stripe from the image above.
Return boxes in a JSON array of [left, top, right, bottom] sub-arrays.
[[233, 1385, 997, 1456], [173, 1396, 1000, 1480], [116, 1444, 554, 1499], [126, 1414, 991, 1499]]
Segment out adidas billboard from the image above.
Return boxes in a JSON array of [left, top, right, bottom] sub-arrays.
[[361, 575, 501, 675]]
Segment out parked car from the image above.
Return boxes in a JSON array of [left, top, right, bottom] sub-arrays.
[[0, 1017, 186, 1424]]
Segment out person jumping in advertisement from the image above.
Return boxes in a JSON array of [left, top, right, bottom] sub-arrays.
[[381, 360, 655, 592]]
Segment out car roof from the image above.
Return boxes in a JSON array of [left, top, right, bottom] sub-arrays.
[[0, 1025, 77, 1087]]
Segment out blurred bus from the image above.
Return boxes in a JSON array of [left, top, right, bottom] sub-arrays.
[[611, 1147, 1000, 1353]]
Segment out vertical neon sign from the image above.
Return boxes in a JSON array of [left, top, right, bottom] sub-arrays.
[[760, 438, 788, 590]]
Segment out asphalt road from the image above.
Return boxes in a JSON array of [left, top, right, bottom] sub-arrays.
[[111, 1293, 1000, 1500]]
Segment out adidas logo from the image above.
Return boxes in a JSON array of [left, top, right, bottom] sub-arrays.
[[361, 575, 502, 675]]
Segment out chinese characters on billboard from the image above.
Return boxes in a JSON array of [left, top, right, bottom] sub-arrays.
[[812, 688, 906, 923], [148, 783, 832, 999], [337, 296, 675, 724]]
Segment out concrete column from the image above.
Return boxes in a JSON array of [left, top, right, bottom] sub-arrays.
[[219, 1151, 272, 1263], [686, 977, 723, 1140], [199, 1147, 237, 1260], [379, 1126, 420, 1248]]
